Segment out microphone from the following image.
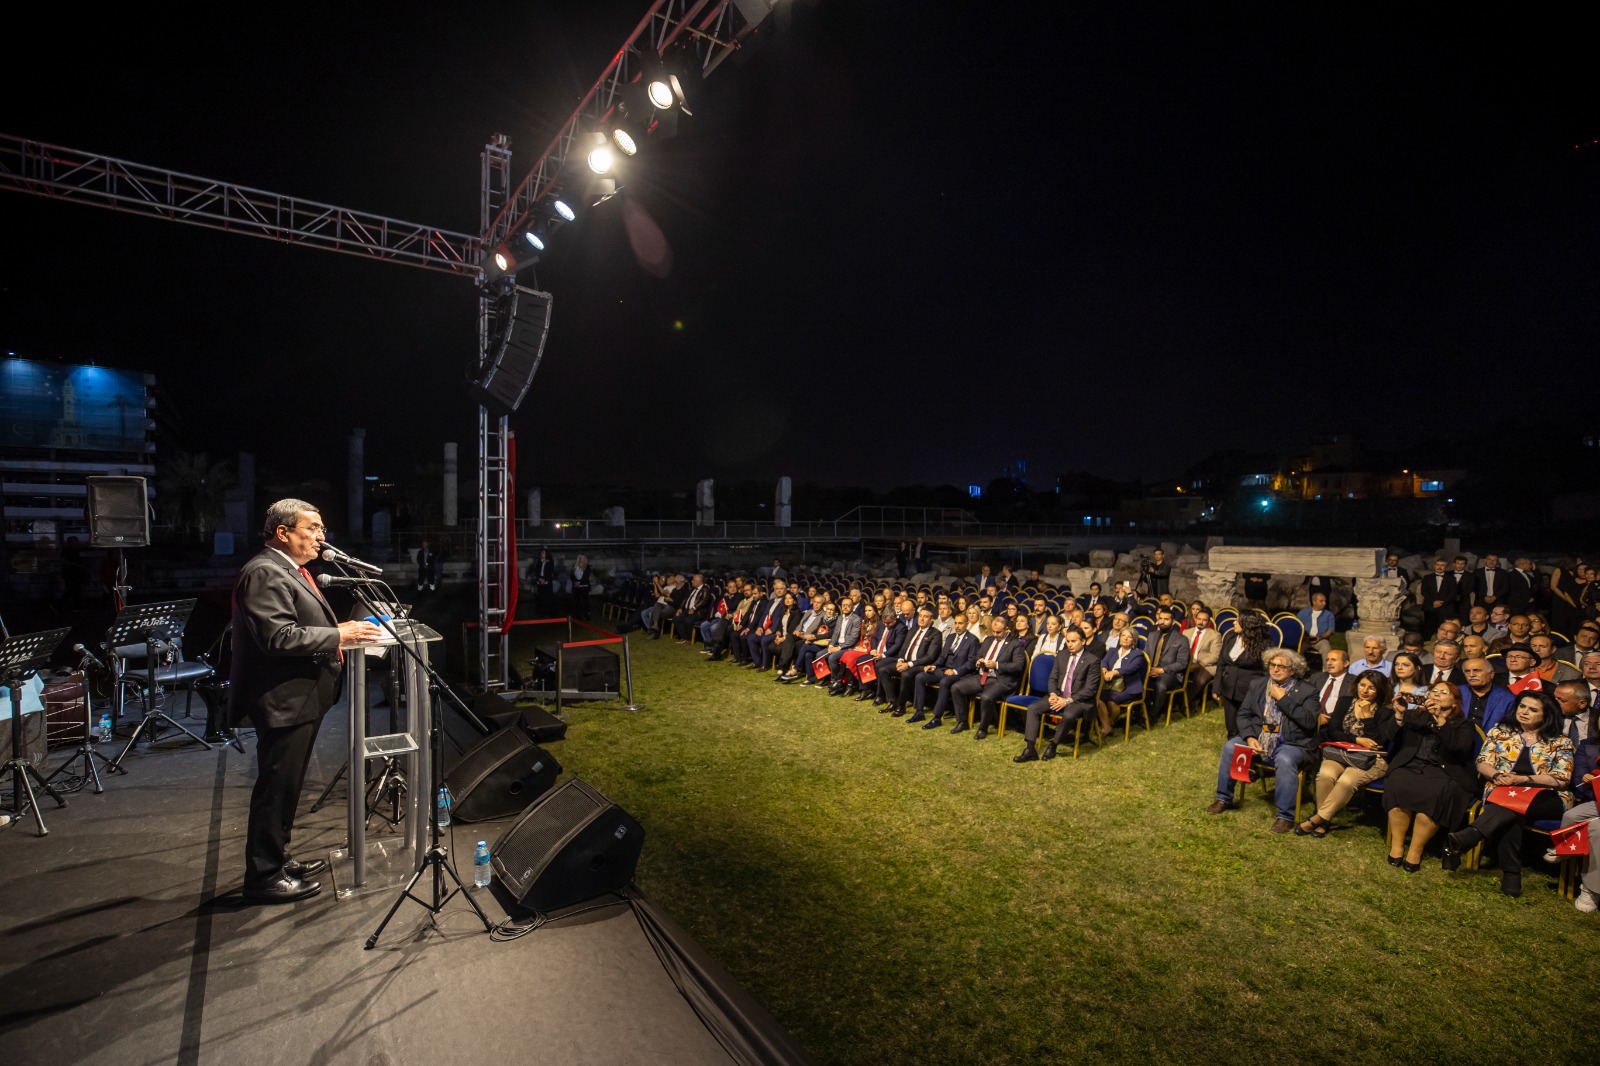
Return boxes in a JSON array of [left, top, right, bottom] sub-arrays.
[[317, 573, 384, 588], [73, 643, 107, 671], [320, 544, 383, 574]]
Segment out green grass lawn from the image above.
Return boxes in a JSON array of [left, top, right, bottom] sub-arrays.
[[512, 630, 1591, 1065]]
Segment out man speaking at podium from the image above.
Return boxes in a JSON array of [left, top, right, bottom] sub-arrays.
[[230, 499, 382, 904]]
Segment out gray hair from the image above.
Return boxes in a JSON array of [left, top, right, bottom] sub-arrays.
[[262, 498, 319, 540], [1262, 648, 1309, 677]]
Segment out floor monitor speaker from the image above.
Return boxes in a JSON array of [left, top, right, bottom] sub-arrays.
[[491, 776, 643, 913], [443, 726, 562, 823], [86, 476, 151, 547]]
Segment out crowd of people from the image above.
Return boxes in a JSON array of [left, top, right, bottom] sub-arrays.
[[608, 552, 1600, 914]]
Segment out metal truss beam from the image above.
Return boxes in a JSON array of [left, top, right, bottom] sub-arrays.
[[484, 0, 777, 247], [0, 134, 482, 278]]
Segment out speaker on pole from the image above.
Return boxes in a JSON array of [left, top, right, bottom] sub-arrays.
[[86, 476, 151, 547], [491, 776, 644, 913], [443, 726, 563, 823], [471, 285, 551, 416]]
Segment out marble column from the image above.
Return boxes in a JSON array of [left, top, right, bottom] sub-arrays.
[[1194, 568, 1238, 610]]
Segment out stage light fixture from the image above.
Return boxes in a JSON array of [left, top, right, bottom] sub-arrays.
[[611, 127, 639, 156], [647, 73, 689, 113], [522, 229, 546, 252], [585, 132, 616, 175], [553, 198, 576, 223]]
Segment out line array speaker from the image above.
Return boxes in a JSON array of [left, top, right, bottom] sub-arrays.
[[491, 776, 644, 913], [470, 285, 552, 416], [85, 475, 151, 547]]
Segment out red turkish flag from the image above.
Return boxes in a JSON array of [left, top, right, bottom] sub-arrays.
[[857, 658, 879, 684], [1486, 785, 1546, 814], [1229, 745, 1256, 782], [812, 656, 833, 681], [1552, 821, 1591, 857]]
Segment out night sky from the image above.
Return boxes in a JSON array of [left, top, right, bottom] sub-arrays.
[[2, 3, 1594, 494]]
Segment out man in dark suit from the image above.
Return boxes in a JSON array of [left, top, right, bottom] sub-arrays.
[[1308, 649, 1358, 739], [671, 573, 713, 643], [947, 617, 1026, 739], [855, 609, 907, 703], [911, 537, 929, 574], [1110, 581, 1139, 618], [230, 499, 382, 904], [1206, 649, 1320, 833], [879, 607, 942, 715], [1425, 639, 1467, 687], [1502, 558, 1538, 615], [1143, 607, 1191, 714], [1418, 559, 1459, 636], [1081, 583, 1107, 614], [911, 620, 978, 726], [1471, 553, 1505, 614], [1014, 627, 1101, 762]]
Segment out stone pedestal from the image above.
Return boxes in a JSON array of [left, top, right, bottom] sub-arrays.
[[1193, 569, 1238, 610], [1346, 576, 1407, 652]]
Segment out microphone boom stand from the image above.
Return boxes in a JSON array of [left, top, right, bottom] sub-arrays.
[[335, 576, 491, 949]]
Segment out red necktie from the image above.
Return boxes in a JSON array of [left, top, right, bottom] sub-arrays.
[[1321, 678, 1335, 712], [299, 566, 343, 662]]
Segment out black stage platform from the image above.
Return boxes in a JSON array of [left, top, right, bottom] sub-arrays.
[[0, 694, 809, 1066]]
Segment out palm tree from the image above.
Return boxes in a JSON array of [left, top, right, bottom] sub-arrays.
[[157, 452, 236, 543]]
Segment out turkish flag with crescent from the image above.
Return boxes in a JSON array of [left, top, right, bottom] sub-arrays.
[[1552, 821, 1590, 857], [1486, 785, 1546, 814], [1229, 745, 1256, 782]]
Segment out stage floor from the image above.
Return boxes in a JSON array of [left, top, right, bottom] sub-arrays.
[[0, 698, 765, 1066]]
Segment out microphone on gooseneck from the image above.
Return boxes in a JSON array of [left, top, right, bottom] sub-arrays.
[[317, 573, 384, 589]]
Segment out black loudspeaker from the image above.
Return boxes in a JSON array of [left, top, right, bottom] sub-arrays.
[[443, 727, 563, 823], [491, 777, 644, 913], [474, 694, 568, 744], [86, 476, 150, 547], [471, 285, 551, 416]]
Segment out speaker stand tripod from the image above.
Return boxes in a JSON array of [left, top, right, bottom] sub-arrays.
[[2, 628, 72, 836], [365, 653, 491, 947]]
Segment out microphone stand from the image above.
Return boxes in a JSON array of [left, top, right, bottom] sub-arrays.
[[321, 566, 490, 947]]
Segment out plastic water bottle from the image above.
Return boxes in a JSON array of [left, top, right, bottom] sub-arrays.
[[474, 841, 491, 887], [436, 786, 452, 827], [98, 713, 113, 743]]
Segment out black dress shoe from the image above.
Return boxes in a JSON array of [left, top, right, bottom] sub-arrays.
[[1441, 832, 1467, 872], [923, 717, 943, 730], [853, 691, 872, 702], [827, 684, 845, 697], [285, 857, 327, 879], [1013, 746, 1039, 764], [974, 727, 988, 740], [949, 722, 968, 734], [1041, 742, 1058, 761], [242, 875, 321, 904], [906, 711, 926, 724], [1501, 871, 1522, 897], [889, 707, 905, 717]]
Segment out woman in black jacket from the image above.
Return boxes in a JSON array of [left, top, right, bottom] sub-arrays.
[[1382, 682, 1478, 872], [1214, 612, 1271, 739]]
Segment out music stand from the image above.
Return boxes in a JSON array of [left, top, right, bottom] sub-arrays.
[[105, 599, 214, 772], [2, 627, 71, 836]]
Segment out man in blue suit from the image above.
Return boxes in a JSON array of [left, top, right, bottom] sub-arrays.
[[879, 607, 942, 715], [1459, 657, 1516, 732], [913, 618, 979, 726]]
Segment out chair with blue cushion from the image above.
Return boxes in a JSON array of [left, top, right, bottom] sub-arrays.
[[997, 653, 1056, 740]]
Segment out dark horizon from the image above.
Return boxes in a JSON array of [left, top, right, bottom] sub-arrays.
[[3, 2, 1596, 493]]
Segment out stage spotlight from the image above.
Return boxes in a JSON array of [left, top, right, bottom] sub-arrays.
[[611, 126, 639, 157], [553, 198, 576, 223], [647, 73, 688, 113], [522, 229, 546, 252], [585, 132, 616, 175]]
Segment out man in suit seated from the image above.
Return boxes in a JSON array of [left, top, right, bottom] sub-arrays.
[[911, 617, 979, 726], [1013, 627, 1101, 763], [1143, 606, 1191, 714], [1459, 657, 1515, 732], [1308, 649, 1357, 739], [878, 607, 942, 716], [946, 617, 1027, 740], [1425, 639, 1466, 687], [813, 605, 862, 689], [1205, 648, 1320, 834], [1184, 605, 1223, 706]]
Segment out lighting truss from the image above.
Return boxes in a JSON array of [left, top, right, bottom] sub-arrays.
[[0, 134, 482, 278], [483, 0, 778, 248]]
